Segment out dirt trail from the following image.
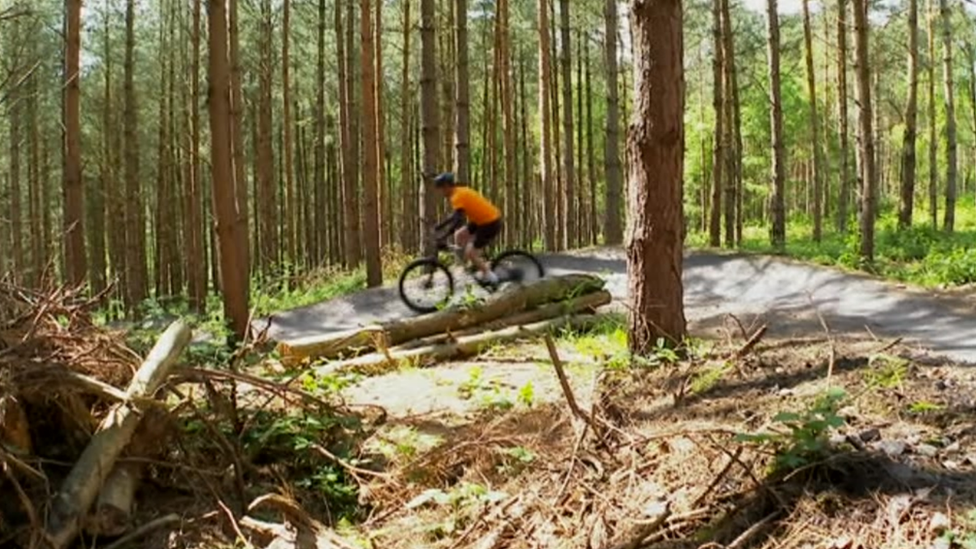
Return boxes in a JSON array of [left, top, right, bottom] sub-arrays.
[[264, 248, 976, 365]]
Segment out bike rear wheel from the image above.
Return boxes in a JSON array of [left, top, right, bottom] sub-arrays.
[[399, 258, 455, 314], [491, 250, 545, 285]]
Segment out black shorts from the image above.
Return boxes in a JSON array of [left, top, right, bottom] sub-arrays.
[[466, 218, 502, 249]]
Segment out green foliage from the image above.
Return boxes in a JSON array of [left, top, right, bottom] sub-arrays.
[[736, 388, 848, 472], [907, 400, 945, 414], [690, 362, 732, 394], [864, 354, 909, 390]]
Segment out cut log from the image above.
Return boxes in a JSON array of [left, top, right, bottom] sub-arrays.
[[277, 274, 605, 364], [0, 396, 32, 455], [317, 314, 603, 375], [85, 406, 174, 537], [396, 289, 612, 350], [44, 320, 191, 549]]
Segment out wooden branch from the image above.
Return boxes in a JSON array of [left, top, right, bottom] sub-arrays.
[[44, 320, 191, 549], [544, 334, 599, 434], [276, 274, 605, 364], [733, 324, 767, 359], [101, 514, 181, 549]]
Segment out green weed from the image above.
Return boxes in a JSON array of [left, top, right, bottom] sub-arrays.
[[864, 354, 909, 389], [736, 388, 848, 472], [907, 400, 945, 414]]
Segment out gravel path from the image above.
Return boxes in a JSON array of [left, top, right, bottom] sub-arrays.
[[263, 249, 976, 364]]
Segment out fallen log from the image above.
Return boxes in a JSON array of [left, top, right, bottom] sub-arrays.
[[396, 289, 612, 350], [85, 406, 174, 537], [277, 274, 605, 364], [317, 314, 603, 375], [44, 320, 191, 549]]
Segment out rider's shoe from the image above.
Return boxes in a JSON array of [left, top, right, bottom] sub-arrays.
[[477, 270, 500, 288]]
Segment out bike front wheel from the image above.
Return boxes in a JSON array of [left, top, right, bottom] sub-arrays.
[[491, 250, 545, 285], [399, 258, 455, 314]]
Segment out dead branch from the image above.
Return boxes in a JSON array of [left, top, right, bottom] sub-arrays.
[[726, 511, 778, 549], [606, 502, 672, 549], [101, 514, 181, 549], [732, 324, 767, 360], [544, 334, 599, 433]]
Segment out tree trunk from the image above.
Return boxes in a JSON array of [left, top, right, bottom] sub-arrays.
[[207, 0, 250, 338], [709, 0, 725, 248], [939, 0, 956, 232], [375, 0, 389, 251], [603, 0, 623, 245], [558, 0, 576, 249], [361, 0, 383, 287], [585, 36, 598, 247], [766, 0, 786, 250], [183, 0, 205, 311], [420, 0, 440, 249], [537, 0, 556, 250], [64, 0, 87, 288], [802, 0, 824, 242], [899, 0, 920, 228], [313, 0, 327, 263], [927, 0, 938, 228], [853, 0, 876, 261], [398, 0, 414, 253], [721, 0, 742, 247], [228, 0, 250, 277], [9, 36, 24, 280], [500, 0, 517, 247], [454, 0, 470, 186], [576, 29, 586, 244], [123, 0, 145, 306], [837, 0, 851, 232], [257, 0, 277, 271], [519, 55, 534, 249], [282, 0, 296, 262], [627, 0, 688, 351], [28, 48, 43, 283], [104, 11, 127, 302]]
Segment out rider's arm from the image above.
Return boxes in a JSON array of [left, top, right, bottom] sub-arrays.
[[433, 209, 465, 238]]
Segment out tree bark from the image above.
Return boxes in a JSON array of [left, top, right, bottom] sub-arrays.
[[720, 0, 742, 246], [853, 0, 877, 261], [627, 0, 688, 351], [184, 0, 205, 311], [123, 0, 145, 306], [398, 0, 415, 253], [766, 0, 786, 250], [837, 0, 851, 232], [347, 0, 363, 267], [585, 36, 598, 247], [802, 0, 824, 242], [257, 0, 277, 270], [64, 0, 87, 287], [603, 0, 623, 245], [709, 0, 725, 248], [229, 0, 250, 277], [375, 0, 389, 250], [939, 0, 956, 232], [559, 0, 576, 249], [207, 0, 250, 338], [420, 0, 440, 250], [283, 0, 296, 262], [538, 0, 556, 251], [9, 27, 24, 280], [454, 0, 470, 186], [500, 0, 517, 247], [899, 0, 920, 228], [927, 0, 938, 228], [361, 0, 383, 287]]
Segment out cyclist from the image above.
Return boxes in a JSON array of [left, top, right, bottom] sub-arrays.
[[430, 172, 502, 286]]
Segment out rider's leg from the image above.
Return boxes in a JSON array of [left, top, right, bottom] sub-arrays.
[[467, 221, 500, 284], [454, 227, 471, 261]]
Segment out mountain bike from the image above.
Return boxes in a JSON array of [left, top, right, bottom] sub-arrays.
[[398, 239, 545, 314]]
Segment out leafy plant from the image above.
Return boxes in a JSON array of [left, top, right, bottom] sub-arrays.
[[908, 400, 945, 414], [517, 381, 535, 407], [736, 388, 848, 472], [865, 354, 909, 389]]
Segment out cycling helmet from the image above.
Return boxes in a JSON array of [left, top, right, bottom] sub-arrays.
[[432, 172, 456, 187]]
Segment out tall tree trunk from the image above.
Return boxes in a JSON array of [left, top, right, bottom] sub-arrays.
[[336, 0, 352, 264], [155, 12, 170, 297], [207, 0, 250, 338], [576, 29, 586, 244], [519, 54, 534, 248], [802, 0, 824, 242], [28, 67, 44, 284], [558, 0, 576, 248], [124, 0, 145, 306], [64, 0, 87, 287], [10, 33, 24, 280], [627, 0, 687, 351], [837, 0, 851, 232], [939, 0, 957, 232], [853, 0, 876, 261], [899, 0, 920, 228], [399, 0, 414, 253], [346, 0, 363, 266], [228, 0, 250, 277], [420, 0, 440, 249], [603, 0, 623, 245], [361, 0, 383, 287], [454, 0, 470, 185], [283, 0, 296, 262], [721, 0, 742, 246], [550, 6, 563, 249], [104, 13, 127, 300], [708, 0, 725, 248], [257, 0, 277, 270], [314, 0, 328, 264], [585, 35, 598, 247], [183, 0, 205, 310], [538, 0, 556, 250], [375, 0, 388, 250], [766, 0, 786, 249], [927, 0, 938, 228], [500, 0, 516, 247]]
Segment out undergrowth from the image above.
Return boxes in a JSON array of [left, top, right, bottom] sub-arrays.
[[690, 202, 976, 288]]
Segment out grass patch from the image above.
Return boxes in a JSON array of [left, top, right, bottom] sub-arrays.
[[690, 203, 976, 288]]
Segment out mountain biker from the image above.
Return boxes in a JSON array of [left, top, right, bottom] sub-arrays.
[[430, 172, 502, 286]]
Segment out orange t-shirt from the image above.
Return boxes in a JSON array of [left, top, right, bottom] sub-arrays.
[[450, 187, 501, 225]]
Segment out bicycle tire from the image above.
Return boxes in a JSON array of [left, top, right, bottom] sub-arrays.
[[491, 250, 545, 284], [398, 258, 455, 314]]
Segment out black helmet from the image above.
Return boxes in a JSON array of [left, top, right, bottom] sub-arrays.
[[432, 172, 455, 187]]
